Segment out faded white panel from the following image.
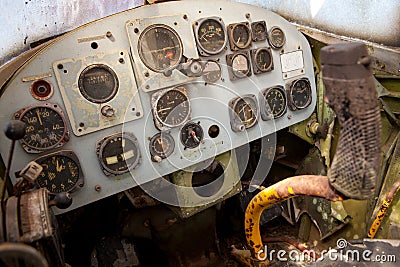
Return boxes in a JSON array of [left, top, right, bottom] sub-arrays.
[[237, 0, 400, 47], [0, 0, 143, 66]]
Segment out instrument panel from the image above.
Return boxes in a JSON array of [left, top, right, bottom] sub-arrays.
[[0, 1, 316, 214]]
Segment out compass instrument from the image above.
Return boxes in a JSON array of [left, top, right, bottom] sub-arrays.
[[228, 22, 252, 50], [195, 17, 227, 55], [149, 132, 175, 162], [287, 78, 312, 110], [268, 26, 286, 49], [153, 87, 191, 129], [261, 86, 287, 120], [229, 95, 258, 131], [251, 47, 273, 74], [180, 122, 204, 149], [14, 103, 69, 153], [227, 52, 251, 80], [96, 132, 141, 176], [138, 24, 183, 72], [35, 150, 84, 194], [251, 21, 267, 42]]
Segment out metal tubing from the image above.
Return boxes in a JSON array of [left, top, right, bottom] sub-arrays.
[[244, 175, 343, 261]]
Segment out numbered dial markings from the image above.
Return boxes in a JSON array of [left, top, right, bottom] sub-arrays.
[[230, 95, 258, 131], [14, 103, 69, 153], [252, 47, 273, 74], [262, 86, 287, 119], [268, 26, 286, 49], [36, 151, 83, 194], [288, 78, 312, 110], [180, 122, 204, 149], [96, 132, 141, 176], [195, 18, 227, 55], [251, 21, 267, 42], [149, 132, 175, 161], [155, 88, 190, 128], [138, 25, 183, 72], [227, 52, 251, 79], [228, 22, 252, 50]]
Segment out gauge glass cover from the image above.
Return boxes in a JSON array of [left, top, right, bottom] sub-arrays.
[[263, 86, 287, 119], [268, 26, 286, 49], [232, 96, 258, 129], [289, 78, 312, 110], [97, 132, 141, 176], [254, 48, 273, 72], [149, 132, 175, 160], [202, 60, 222, 83], [230, 23, 251, 49], [155, 88, 190, 128], [196, 18, 226, 55], [180, 122, 204, 149], [232, 54, 250, 78], [15, 103, 68, 153], [138, 25, 183, 72], [251, 21, 267, 41]]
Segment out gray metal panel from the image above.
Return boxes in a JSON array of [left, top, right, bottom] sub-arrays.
[[0, 0, 316, 214]]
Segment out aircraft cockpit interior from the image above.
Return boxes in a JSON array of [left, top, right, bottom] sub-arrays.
[[0, 0, 399, 266]]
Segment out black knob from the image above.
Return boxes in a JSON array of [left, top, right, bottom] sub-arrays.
[[51, 192, 73, 209], [3, 120, 26, 140]]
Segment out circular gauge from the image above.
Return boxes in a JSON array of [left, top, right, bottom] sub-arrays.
[[231, 95, 258, 130], [254, 48, 273, 72], [149, 132, 175, 161], [196, 18, 227, 55], [230, 23, 251, 49], [202, 60, 221, 83], [231, 53, 250, 78], [263, 86, 287, 119], [14, 103, 69, 153], [155, 88, 190, 128], [78, 64, 119, 103], [268, 26, 286, 49], [251, 21, 267, 41], [138, 25, 183, 72], [289, 78, 312, 110], [96, 132, 141, 176], [180, 122, 204, 149], [36, 151, 83, 194]]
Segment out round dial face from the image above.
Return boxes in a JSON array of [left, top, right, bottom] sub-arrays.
[[202, 60, 221, 83], [36, 152, 81, 194], [264, 87, 287, 119], [290, 79, 312, 109], [180, 122, 204, 149], [149, 132, 175, 160], [78, 64, 119, 103], [233, 97, 257, 128], [197, 18, 226, 55], [251, 21, 267, 41], [269, 26, 286, 49], [97, 133, 141, 176], [16, 104, 68, 152], [138, 25, 183, 72], [255, 48, 272, 72], [231, 23, 251, 49], [155, 89, 190, 128], [231, 54, 250, 78]]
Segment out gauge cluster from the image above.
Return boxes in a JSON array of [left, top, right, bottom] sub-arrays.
[[0, 1, 316, 214]]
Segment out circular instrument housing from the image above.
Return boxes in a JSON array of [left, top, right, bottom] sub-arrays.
[[268, 26, 286, 49], [78, 64, 119, 103], [251, 47, 273, 74], [287, 78, 312, 110], [228, 22, 252, 50], [251, 21, 267, 42], [152, 87, 191, 129], [260, 86, 287, 120], [226, 51, 251, 80], [229, 94, 258, 132], [35, 150, 84, 194], [202, 60, 222, 83], [96, 132, 141, 176], [180, 122, 204, 149], [138, 24, 183, 72], [194, 17, 227, 56], [14, 103, 69, 153], [149, 132, 175, 161], [30, 79, 54, 101]]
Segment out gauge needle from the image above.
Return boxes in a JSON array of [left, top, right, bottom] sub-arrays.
[[56, 160, 63, 172], [190, 130, 200, 143], [36, 110, 43, 125], [157, 107, 172, 113]]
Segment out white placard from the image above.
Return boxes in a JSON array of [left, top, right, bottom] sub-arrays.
[[280, 50, 304, 73]]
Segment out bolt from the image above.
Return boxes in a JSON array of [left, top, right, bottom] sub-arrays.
[[106, 31, 112, 38], [245, 13, 250, 19], [287, 114, 292, 120], [95, 185, 101, 191], [119, 58, 124, 63]]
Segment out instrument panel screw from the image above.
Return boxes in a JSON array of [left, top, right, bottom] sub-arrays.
[[106, 31, 112, 38], [245, 13, 250, 19], [95, 185, 101, 192]]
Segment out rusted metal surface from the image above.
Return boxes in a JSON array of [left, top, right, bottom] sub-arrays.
[[244, 175, 342, 261], [0, 242, 49, 267], [368, 180, 400, 238]]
